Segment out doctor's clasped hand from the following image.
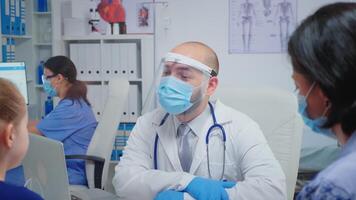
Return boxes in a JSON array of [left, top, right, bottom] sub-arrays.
[[184, 177, 236, 200], [155, 177, 235, 200]]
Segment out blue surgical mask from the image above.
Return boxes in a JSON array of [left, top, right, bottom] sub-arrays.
[[157, 76, 194, 115], [43, 79, 58, 97], [297, 83, 335, 139]]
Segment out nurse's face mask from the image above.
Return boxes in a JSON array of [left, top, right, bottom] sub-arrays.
[[156, 53, 217, 115], [42, 73, 58, 97]]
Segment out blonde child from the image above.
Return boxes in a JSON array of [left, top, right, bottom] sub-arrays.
[[0, 78, 43, 199]]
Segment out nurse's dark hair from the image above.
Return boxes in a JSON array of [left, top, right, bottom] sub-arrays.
[[44, 56, 90, 106], [288, 2, 356, 136], [0, 78, 26, 126]]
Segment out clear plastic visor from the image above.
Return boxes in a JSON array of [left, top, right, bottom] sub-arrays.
[[142, 53, 212, 114]]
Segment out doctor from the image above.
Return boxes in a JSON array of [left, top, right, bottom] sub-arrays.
[[113, 41, 286, 200]]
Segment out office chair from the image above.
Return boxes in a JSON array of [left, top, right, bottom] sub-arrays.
[[67, 78, 129, 199], [214, 87, 303, 200]]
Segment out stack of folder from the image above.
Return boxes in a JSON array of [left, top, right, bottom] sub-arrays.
[[1, 0, 27, 35]]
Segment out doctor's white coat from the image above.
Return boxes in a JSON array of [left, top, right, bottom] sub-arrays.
[[113, 100, 286, 200]]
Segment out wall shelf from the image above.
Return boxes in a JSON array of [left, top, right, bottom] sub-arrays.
[[1, 35, 32, 39], [62, 34, 154, 41], [33, 11, 52, 15], [34, 43, 52, 46]]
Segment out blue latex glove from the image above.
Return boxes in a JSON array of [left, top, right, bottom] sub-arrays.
[[184, 177, 236, 200], [154, 190, 183, 200]]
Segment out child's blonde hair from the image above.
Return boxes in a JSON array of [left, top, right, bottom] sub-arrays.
[[0, 78, 26, 127]]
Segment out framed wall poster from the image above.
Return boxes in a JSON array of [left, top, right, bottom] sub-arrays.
[[122, 0, 154, 34], [229, 0, 297, 54]]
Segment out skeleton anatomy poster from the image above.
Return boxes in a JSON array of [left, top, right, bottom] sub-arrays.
[[229, 0, 297, 54]]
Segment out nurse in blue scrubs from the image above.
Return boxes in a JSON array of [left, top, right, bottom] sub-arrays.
[[28, 56, 97, 186]]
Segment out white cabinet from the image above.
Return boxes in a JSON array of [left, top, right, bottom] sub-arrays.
[[63, 35, 154, 123]]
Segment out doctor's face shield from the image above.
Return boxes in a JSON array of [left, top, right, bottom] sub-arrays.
[[142, 52, 217, 115]]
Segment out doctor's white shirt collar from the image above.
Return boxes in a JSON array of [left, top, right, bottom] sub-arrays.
[[173, 102, 212, 138]]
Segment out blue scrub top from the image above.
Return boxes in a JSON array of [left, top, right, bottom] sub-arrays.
[[37, 98, 97, 186], [0, 181, 43, 200]]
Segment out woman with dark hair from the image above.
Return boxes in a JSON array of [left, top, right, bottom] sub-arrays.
[[289, 2, 356, 199], [28, 56, 97, 186]]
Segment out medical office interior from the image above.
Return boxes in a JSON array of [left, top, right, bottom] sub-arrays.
[[0, 0, 353, 199]]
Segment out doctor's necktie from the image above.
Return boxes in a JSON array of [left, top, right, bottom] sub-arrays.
[[177, 123, 193, 172]]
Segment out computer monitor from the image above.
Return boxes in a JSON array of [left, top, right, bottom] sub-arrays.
[[0, 62, 28, 104]]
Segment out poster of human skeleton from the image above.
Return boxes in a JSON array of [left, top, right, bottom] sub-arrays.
[[229, 0, 297, 54]]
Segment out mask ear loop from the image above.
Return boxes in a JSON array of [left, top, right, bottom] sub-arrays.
[[189, 74, 211, 104], [305, 81, 317, 99], [321, 101, 331, 117], [179, 75, 211, 116]]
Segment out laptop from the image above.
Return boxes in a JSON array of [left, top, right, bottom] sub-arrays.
[[0, 62, 28, 104], [23, 134, 119, 200], [22, 134, 74, 200]]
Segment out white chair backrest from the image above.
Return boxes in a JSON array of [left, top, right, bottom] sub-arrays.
[[86, 78, 129, 189], [213, 87, 303, 200]]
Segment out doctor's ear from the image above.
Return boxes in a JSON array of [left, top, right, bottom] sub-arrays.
[[0, 123, 15, 149], [206, 77, 218, 96]]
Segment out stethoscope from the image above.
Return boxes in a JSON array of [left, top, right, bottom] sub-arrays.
[[153, 102, 227, 180]]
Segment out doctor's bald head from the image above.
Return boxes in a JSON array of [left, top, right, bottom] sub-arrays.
[[170, 41, 220, 76]]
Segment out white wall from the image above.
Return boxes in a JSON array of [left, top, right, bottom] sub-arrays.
[[153, 0, 350, 150], [154, 0, 347, 91]]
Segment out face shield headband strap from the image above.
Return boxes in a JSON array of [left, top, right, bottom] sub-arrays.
[[164, 52, 218, 77]]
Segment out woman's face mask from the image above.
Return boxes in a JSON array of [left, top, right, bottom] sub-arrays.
[[297, 82, 335, 139], [42, 75, 58, 97]]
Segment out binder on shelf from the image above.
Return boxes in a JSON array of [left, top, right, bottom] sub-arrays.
[[110, 43, 121, 79], [128, 84, 139, 122], [101, 83, 109, 113], [77, 44, 87, 80], [87, 84, 103, 121], [97, 84, 105, 121], [9, 38, 15, 61], [2, 38, 14, 62], [1, 0, 11, 35], [119, 43, 129, 78], [20, 0, 25, 35], [69, 43, 79, 71], [85, 43, 101, 80], [1, 38, 7, 62], [6, 38, 11, 61], [111, 135, 124, 161], [116, 130, 127, 151], [102, 43, 112, 80], [122, 87, 130, 122], [14, 0, 20, 35], [128, 43, 138, 79], [93, 44, 102, 80], [10, 0, 15, 34]]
